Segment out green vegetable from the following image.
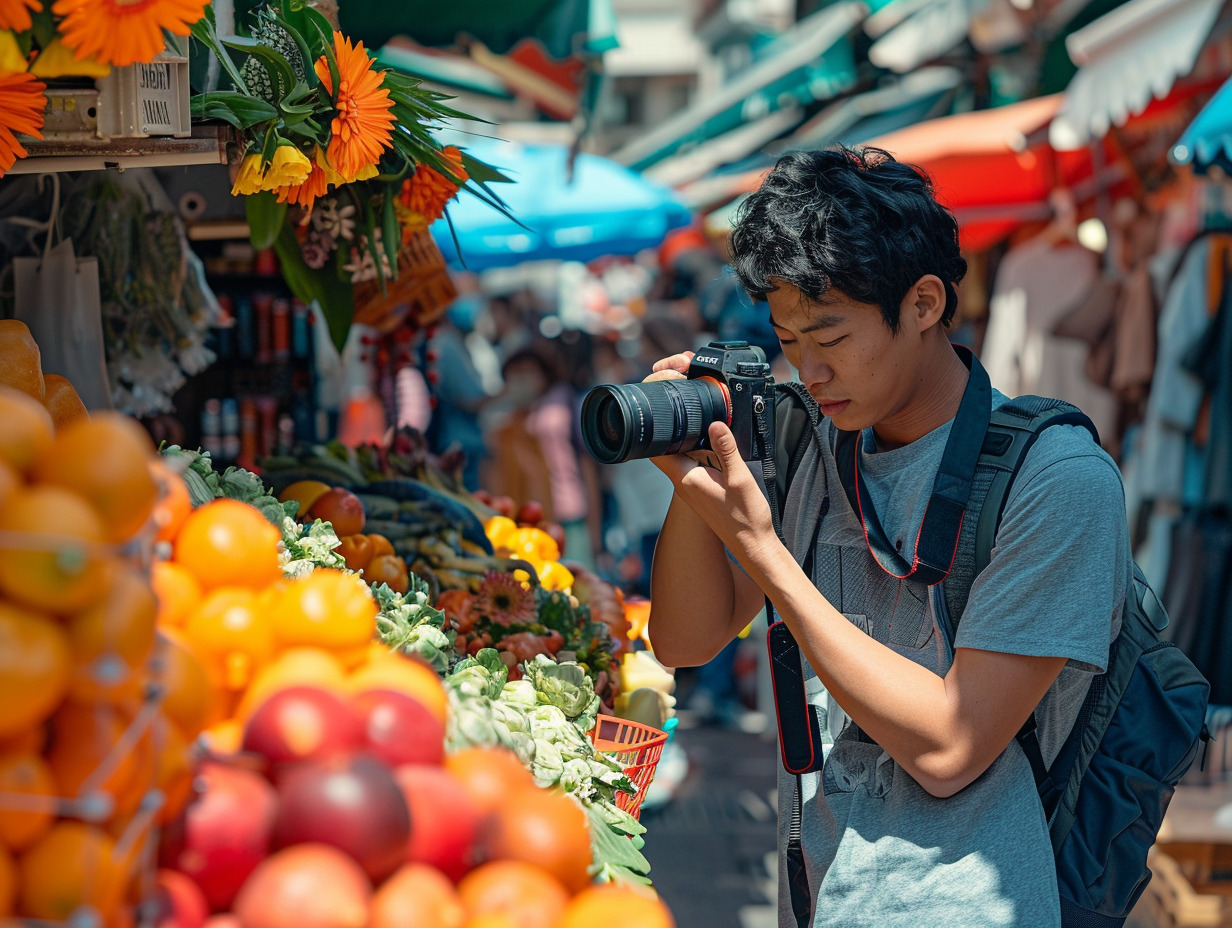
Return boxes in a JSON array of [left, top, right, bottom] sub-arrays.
[[522, 654, 602, 734]]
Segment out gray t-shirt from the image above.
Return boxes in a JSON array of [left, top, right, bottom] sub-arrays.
[[776, 389, 1128, 928]]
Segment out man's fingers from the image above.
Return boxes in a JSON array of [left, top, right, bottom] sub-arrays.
[[651, 351, 694, 374], [643, 369, 686, 383]]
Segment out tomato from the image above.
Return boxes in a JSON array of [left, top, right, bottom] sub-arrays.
[[514, 500, 545, 526], [365, 555, 409, 594], [308, 488, 366, 537], [335, 534, 374, 571]]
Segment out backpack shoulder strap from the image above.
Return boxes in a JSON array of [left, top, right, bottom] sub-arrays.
[[773, 383, 816, 510], [970, 398, 1101, 579]]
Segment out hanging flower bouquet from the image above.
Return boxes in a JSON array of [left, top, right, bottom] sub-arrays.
[[189, 2, 512, 349], [0, 0, 212, 175]]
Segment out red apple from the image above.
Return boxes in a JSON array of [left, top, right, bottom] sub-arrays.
[[490, 495, 516, 518], [152, 869, 210, 928], [241, 686, 365, 778], [394, 763, 481, 881], [541, 521, 567, 556], [351, 689, 445, 767]]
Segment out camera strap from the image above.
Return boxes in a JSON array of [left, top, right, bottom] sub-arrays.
[[832, 345, 990, 587]]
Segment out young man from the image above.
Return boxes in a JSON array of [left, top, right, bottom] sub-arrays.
[[645, 148, 1128, 927]]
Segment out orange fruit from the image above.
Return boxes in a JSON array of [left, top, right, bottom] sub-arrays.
[[149, 713, 195, 825], [17, 821, 124, 921], [0, 484, 114, 613], [369, 863, 465, 928], [477, 788, 593, 893], [0, 843, 13, 916], [41, 374, 87, 429], [173, 499, 282, 591], [151, 561, 203, 628], [556, 883, 675, 928], [0, 751, 55, 851], [64, 566, 158, 704], [346, 653, 447, 723], [0, 320, 44, 400], [0, 386, 53, 475], [0, 724, 46, 757], [268, 568, 377, 652], [149, 459, 193, 544], [0, 461, 18, 513], [45, 701, 140, 801], [456, 860, 568, 928], [0, 601, 71, 739], [367, 533, 395, 558], [31, 413, 158, 544], [444, 747, 537, 819], [277, 480, 332, 518], [200, 717, 243, 755], [235, 646, 349, 721], [152, 628, 224, 739], [184, 587, 277, 692], [460, 916, 518, 928]]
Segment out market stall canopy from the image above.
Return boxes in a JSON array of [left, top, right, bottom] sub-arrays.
[[609, 1, 867, 172], [867, 94, 1134, 249], [1049, 0, 1228, 150], [669, 68, 964, 211], [431, 137, 693, 270], [338, 0, 617, 59], [866, 0, 1006, 73], [1173, 71, 1232, 168]]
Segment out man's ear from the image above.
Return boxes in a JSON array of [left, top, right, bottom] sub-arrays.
[[900, 275, 948, 333]]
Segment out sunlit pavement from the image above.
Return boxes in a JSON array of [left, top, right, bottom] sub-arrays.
[[640, 723, 781, 928]]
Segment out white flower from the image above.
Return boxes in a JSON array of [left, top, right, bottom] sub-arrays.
[[343, 246, 378, 283]]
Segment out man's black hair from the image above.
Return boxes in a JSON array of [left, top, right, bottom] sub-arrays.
[[729, 146, 968, 332]]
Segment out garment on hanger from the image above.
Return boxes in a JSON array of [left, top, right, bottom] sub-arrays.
[[980, 236, 1119, 442]]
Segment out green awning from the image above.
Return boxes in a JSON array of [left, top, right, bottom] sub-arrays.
[[375, 44, 514, 98], [610, 1, 866, 172]]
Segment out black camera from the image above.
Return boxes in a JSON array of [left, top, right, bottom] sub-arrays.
[[580, 340, 776, 465]]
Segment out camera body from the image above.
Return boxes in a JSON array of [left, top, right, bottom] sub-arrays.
[[685, 341, 776, 463], [578, 339, 776, 466]]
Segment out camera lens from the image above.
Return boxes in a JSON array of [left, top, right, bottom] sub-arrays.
[[580, 378, 729, 464]]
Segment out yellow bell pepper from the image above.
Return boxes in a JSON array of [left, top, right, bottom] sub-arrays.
[[484, 515, 519, 551]]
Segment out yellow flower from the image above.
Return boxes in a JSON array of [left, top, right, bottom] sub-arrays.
[[0, 0, 41, 32], [0, 71, 44, 177], [315, 146, 345, 186], [313, 31, 395, 182], [0, 29, 27, 76], [274, 157, 330, 213], [29, 37, 110, 79], [230, 152, 266, 196], [51, 0, 211, 68], [261, 144, 311, 191]]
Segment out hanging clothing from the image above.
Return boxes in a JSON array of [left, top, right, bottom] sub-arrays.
[[981, 239, 1119, 443]]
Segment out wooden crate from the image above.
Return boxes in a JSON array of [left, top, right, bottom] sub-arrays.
[[1134, 849, 1232, 928]]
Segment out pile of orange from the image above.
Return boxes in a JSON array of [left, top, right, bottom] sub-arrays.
[[0, 329, 198, 928]]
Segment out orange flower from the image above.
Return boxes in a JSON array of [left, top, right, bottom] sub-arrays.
[[275, 158, 330, 213], [0, 0, 40, 31], [400, 146, 468, 222], [51, 0, 210, 68], [0, 72, 45, 177], [313, 32, 394, 183]]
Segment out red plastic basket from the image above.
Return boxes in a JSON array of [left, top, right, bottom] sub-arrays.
[[587, 714, 668, 819]]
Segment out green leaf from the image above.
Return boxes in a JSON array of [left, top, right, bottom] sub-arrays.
[[308, 17, 340, 96], [191, 92, 278, 129], [190, 14, 250, 94], [459, 150, 514, 186], [245, 192, 287, 251], [224, 35, 298, 99], [381, 191, 399, 274], [274, 221, 355, 352]]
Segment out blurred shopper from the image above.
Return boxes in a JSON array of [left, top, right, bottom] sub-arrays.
[[425, 294, 493, 490], [489, 339, 602, 569], [643, 147, 1126, 928]]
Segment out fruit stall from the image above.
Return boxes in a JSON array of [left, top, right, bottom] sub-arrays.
[[0, 332, 678, 928], [0, 0, 679, 924]]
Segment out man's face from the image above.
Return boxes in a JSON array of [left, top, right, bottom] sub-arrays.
[[767, 282, 921, 433]]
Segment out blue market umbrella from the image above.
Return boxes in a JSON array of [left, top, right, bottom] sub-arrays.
[[433, 137, 693, 271], [1172, 74, 1232, 169]]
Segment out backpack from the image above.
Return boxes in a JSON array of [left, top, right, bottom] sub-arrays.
[[771, 384, 1211, 928]]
